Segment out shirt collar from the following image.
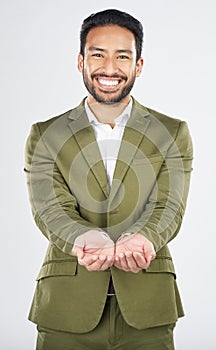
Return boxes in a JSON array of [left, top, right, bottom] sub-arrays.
[[85, 98, 132, 127]]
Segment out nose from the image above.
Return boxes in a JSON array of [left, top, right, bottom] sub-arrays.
[[103, 57, 118, 75]]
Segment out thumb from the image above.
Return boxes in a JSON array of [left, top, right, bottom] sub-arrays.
[[72, 244, 84, 259], [144, 242, 156, 264], [145, 248, 156, 264]]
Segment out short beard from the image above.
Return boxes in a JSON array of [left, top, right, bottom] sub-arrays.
[[82, 73, 136, 105]]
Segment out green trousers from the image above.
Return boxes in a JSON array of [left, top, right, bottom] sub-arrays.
[[36, 296, 175, 350]]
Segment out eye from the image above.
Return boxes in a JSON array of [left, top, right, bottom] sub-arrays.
[[117, 55, 130, 60], [92, 53, 103, 58]]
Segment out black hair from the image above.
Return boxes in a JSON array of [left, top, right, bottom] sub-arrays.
[[80, 9, 143, 61]]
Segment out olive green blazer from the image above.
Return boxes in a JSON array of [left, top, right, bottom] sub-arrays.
[[25, 98, 193, 333]]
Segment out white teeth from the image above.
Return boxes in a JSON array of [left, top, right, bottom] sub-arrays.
[[98, 79, 119, 86]]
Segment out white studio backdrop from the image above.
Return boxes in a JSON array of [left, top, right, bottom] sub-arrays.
[[0, 0, 215, 349]]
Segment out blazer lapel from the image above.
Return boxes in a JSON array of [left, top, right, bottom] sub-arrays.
[[109, 101, 151, 203], [68, 103, 109, 198], [67, 99, 151, 202]]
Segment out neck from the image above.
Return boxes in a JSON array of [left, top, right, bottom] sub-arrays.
[[87, 95, 131, 125]]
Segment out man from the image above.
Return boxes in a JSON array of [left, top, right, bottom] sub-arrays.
[[25, 9, 193, 350]]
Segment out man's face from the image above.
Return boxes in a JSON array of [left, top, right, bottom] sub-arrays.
[[78, 25, 143, 105]]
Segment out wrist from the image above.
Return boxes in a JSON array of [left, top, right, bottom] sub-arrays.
[[117, 232, 134, 241]]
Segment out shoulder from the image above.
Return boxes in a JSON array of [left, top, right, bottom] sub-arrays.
[[33, 100, 86, 134], [132, 98, 189, 138], [134, 98, 182, 122]]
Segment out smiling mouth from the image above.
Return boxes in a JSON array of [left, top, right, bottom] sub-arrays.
[[93, 75, 126, 90], [97, 78, 120, 87]]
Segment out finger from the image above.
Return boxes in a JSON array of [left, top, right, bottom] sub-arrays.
[[103, 255, 115, 266], [145, 248, 156, 265], [114, 259, 127, 270], [133, 252, 150, 269], [82, 254, 112, 271], [85, 256, 109, 271], [97, 256, 114, 271], [113, 260, 122, 270], [124, 252, 141, 273], [115, 253, 130, 271], [78, 254, 97, 266], [72, 245, 84, 259]]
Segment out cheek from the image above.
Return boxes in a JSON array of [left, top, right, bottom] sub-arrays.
[[120, 62, 137, 75], [127, 66, 138, 78], [84, 61, 97, 76], [82, 61, 92, 76]]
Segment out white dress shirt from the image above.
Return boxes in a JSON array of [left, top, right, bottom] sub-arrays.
[[85, 99, 132, 186]]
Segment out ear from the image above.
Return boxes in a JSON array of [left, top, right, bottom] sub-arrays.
[[77, 54, 84, 72], [135, 57, 144, 77]]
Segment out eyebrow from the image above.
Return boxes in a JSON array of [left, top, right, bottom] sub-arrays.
[[88, 47, 133, 54]]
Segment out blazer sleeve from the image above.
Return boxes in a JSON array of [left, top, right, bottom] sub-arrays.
[[125, 121, 193, 252], [24, 123, 102, 255]]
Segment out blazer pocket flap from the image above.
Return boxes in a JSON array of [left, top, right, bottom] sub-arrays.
[[36, 261, 77, 280], [144, 257, 176, 277]]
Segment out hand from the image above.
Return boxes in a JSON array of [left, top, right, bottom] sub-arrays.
[[114, 233, 156, 273], [72, 230, 115, 271]]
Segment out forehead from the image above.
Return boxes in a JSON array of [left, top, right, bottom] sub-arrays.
[[85, 25, 136, 52]]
